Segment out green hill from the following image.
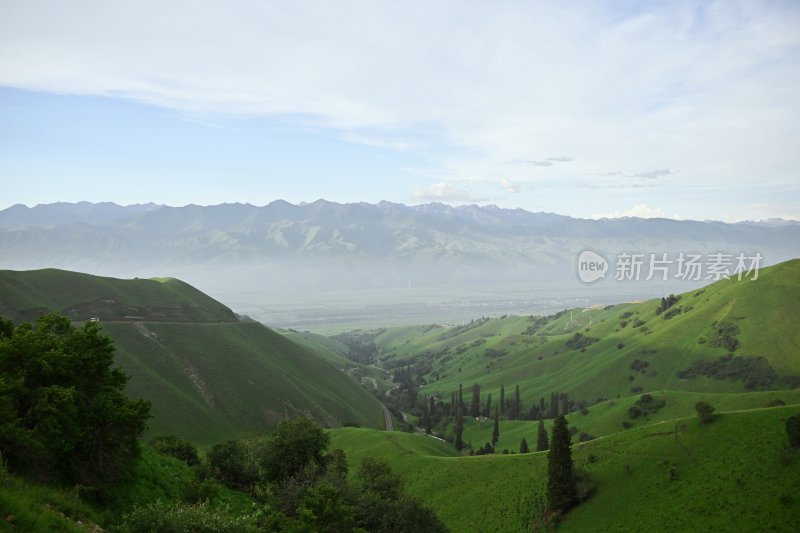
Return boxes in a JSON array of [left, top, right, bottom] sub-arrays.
[[366, 259, 800, 407], [0, 269, 383, 444], [331, 406, 800, 532], [0, 268, 237, 323]]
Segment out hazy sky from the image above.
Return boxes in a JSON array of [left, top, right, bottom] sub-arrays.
[[1, 1, 798, 221]]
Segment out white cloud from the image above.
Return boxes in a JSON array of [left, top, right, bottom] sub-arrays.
[[500, 179, 521, 193], [411, 182, 488, 204], [592, 204, 681, 220], [0, 1, 798, 211]]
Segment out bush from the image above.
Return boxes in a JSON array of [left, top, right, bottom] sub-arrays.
[[207, 440, 258, 490], [565, 333, 599, 351], [676, 354, 780, 390], [150, 435, 200, 466], [0, 314, 150, 485], [695, 401, 715, 425], [708, 321, 741, 351], [121, 500, 270, 532], [628, 406, 642, 419], [787, 414, 800, 449]]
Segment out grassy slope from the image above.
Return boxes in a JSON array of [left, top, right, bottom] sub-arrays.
[[0, 268, 236, 323], [462, 389, 800, 454], [0, 446, 252, 532], [332, 406, 800, 532], [0, 269, 384, 444], [369, 259, 800, 406], [108, 321, 384, 444]]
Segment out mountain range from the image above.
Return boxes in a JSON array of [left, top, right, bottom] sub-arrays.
[[1, 201, 798, 326]]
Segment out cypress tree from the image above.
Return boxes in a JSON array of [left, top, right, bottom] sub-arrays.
[[560, 393, 569, 416], [423, 399, 432, 435], [483, 393, 492, 418], [491, 406, 500, 445], [454, 406, 464, 451], [499, 384, 506, 417], [511, 385, 521, 420], [520, 438, 529, 454], [537, 419, 549, 451], [546, 415, 577, 513], [458, 384, 464, 410], [470, 383, 481, 417], [539, 397, 546, 416]]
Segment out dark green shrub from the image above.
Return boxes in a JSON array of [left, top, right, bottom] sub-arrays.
[[150, 435, 200, 466], [787, 414, 800, 448]]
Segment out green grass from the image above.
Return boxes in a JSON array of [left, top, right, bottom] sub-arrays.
[[331, 406, 800, 532], [0, 268, 237, 323], [460, 389, 800, 454], [0, 446, 253, 532], [0, 268, 385, 445], [107, 321, 384, 444], [365, 259, 800, 408]]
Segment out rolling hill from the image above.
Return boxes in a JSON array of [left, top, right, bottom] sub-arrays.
[[0, 268, 383, 444], [330, 405, 800, 532], [367, 259, 800, 408]]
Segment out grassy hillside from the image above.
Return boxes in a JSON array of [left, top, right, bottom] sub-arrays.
[[107, 321, 384, 443], [331, 406, 800, 532], [461, 389, 800, 454], [366, 259, 800, 407], [0, 269, 384, 444], [0, 268, 236, 323], [0, 446, 252, 532]]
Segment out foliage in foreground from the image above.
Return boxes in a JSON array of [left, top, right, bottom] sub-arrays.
[[0, 314, 151, 486]]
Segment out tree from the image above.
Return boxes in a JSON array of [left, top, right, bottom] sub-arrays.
[[560, 393, 569, 416], [483, 392, 492, 418], [0, 314, 150, 485], [261, 416, 331, 482], [537, 419, 549, 452], [547, 415, 577, 513], [149, 434, 200, 466], [355, 457, 446, 532], [510, 385, 521, 419], [492, 407, 500, 445], [520, 438, 529, 454], [297, 482, 355, 533], [454, 406, 464, 451], [207, 439, 258, 490], [786, 414, 800, 448], [423, 398, 433, 435], [695, 401, 715, 425], [499, 384, 506, 417], [470, 383, 481, 417]]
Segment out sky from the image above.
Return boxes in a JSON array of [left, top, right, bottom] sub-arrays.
[[0, 0, 798, 221]]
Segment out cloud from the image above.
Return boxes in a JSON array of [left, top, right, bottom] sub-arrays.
[[592, 204, 681, 220], [411, 182, 489, 204], [630, 168, 677, 179], [500, 178, 521, 193], [0, 1, 797, 214], [522, 156, 573, 166], [599, 168, 677, 179]]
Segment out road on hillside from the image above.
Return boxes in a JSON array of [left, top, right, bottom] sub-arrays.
[[381, 402, 393, 431]]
